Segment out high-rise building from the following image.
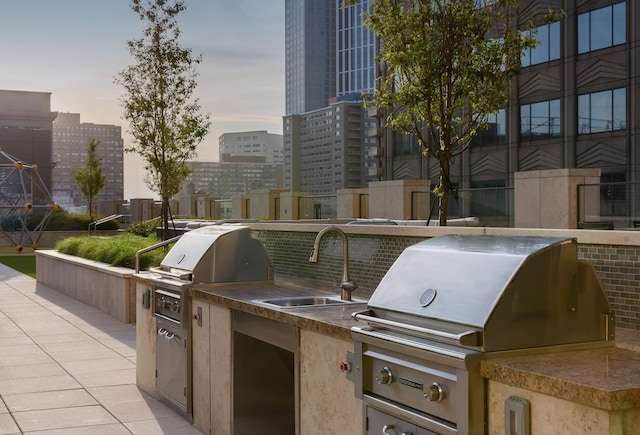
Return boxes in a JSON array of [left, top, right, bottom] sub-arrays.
[[218, 131, 283, 164], [283, 0, 377, 193], [285, 0, 336, 115], [0, 90, 57, 193], [52, 113, 124, 210], [179, 160, 282, 199], [377, 0, 639, 219], [283, 99, 376, 195], [336, 0, 376, 98]]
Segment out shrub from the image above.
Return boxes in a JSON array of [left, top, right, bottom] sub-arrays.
[[126, 217, 161, 237], [56, 234, 167, 270], [29, 210, 120, 231]]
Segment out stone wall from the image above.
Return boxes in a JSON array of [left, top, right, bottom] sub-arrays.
[[35, 250, 135, 324]]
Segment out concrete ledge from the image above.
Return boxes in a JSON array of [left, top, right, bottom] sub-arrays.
[[35, 250, 135, 324]]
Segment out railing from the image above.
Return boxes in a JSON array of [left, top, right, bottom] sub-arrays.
[[88, 214, 131, 234], [412, 187, 514, 227], [297, 195, 338, 219], [577, 181, 640, 229], [135, 235, 182, 273]]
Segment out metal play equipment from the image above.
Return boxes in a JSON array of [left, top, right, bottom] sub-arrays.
[[0, 150, 59, 251]]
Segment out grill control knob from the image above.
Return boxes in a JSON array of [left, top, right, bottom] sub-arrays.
[[376, 366, 393, 385], [424, 382, 444, 402], [156, 296, 166, 309]]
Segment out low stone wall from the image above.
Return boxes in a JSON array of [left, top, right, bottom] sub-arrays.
[[35, 250, 135, 324]]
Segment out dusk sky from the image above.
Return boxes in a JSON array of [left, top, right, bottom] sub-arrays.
[[0, 0, 285, 198]]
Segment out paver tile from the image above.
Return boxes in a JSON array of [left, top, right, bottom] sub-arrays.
[[12, 405, 118, 432], [3, 389, 98, 412]]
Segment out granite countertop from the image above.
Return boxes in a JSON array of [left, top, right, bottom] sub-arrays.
[[190, 275, 372, 341], [188, 274, 640, 411], [481, 328, 640, 411]]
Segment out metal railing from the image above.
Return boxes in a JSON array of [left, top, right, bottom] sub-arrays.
[[135, 235, 182, 273], [88, 214, 131, 234], [577, 181, 640, 229]]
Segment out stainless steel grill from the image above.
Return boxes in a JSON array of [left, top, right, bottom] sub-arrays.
[[351, 235, 614, 434], [150, 225, 272, 419]]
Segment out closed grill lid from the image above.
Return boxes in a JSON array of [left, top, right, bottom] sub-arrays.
[[364, 235, 613, 351]]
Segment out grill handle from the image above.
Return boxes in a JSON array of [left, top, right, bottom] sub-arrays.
[[352, 310, 481, 347]]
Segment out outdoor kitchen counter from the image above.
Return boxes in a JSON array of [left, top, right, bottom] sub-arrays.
[[190, 275, 373, 342], [481, 329, 640, 433]]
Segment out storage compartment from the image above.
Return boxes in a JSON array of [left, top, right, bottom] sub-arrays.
[[156, 318, 192, 419], [233, 311, 299, 434]]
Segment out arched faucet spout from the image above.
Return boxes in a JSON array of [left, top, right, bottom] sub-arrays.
[[309, 226, 357, 301]]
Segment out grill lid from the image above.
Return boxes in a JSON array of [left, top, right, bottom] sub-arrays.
[[364, 235, 613, 351], [154, 225, 272, 284]]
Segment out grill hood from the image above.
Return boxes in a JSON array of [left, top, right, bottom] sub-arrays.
[[154, 225, 272, 284], [364, 235, 614, 352]]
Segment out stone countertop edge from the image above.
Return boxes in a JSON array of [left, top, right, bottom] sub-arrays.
[[189, 276, 372, 342], [480, 334, 640, 411]]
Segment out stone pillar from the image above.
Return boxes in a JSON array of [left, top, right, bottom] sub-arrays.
[[368, 180, 431, 220], [514, 168, 601, 229], [280, 191, 302, 220], [129, 198, 155, 222], [337, 188, 369, 219]]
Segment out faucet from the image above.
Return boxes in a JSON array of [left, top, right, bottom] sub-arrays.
[[309, 226, 358, 301]]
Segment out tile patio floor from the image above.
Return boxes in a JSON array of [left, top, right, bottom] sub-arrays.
[[0, 263, 203, 434]]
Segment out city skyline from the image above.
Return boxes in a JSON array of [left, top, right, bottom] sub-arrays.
[[0, 0, 285, 198]]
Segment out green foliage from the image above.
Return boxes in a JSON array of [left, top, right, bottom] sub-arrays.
[[115, 0, 210, 237], [28, 210, 120, 231], [72, 138, 107, 220], [56, 234, 166, 270], [347, 0, 554, 224], [126, 217, 161, 237]]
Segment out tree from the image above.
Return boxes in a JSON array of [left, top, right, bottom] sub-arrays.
[[350, 0, 552, 225], [73, 138, 106, 220], [116, 0, 210, 238]]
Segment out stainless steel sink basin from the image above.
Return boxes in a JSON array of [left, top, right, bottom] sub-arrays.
[[257, 295, 361, 308]]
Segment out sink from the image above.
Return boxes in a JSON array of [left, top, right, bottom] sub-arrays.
[[257, 295, 361, 308]]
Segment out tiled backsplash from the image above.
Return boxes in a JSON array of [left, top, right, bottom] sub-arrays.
[[254, 230, 640, 331], [579, 244, 640, 330]]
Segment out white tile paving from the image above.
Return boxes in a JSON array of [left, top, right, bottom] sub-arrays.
[[0, 263, 203, 434]]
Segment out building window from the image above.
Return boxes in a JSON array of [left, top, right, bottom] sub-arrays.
[[472, 110, 505, 148], [578, 2, 625, 54], [520, 99, 560, 140], [522, 21, 560, 66], [578, 88, 626, 134]]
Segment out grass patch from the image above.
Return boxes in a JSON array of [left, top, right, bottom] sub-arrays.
[[0, 255, 36, 278]]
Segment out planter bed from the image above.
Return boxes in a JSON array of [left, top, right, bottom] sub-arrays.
[[35, 250, 135, 324]]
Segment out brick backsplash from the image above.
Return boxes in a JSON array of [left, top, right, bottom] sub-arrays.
[[254, 230, 640, 331]]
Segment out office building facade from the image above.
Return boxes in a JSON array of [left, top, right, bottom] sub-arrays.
[[285, 0, 336, 115], [283, 0, 377, 193], [180, 160, 282, 199], [376, 0, 639, 219], [283, 99, 376, 195], [52, 113, 124, 210], [0, 90, 57, 194], [218, 131, 283, 164]]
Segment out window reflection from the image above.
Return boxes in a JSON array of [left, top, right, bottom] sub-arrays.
[[522, 22, 560, 67], [578, 88, 626, 134], [520, 100, 560, 140], [578, 2, 625, 54], [472, 110, 506, 148]]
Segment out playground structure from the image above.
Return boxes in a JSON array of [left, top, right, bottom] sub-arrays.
[[0, 150, 58, 251]]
